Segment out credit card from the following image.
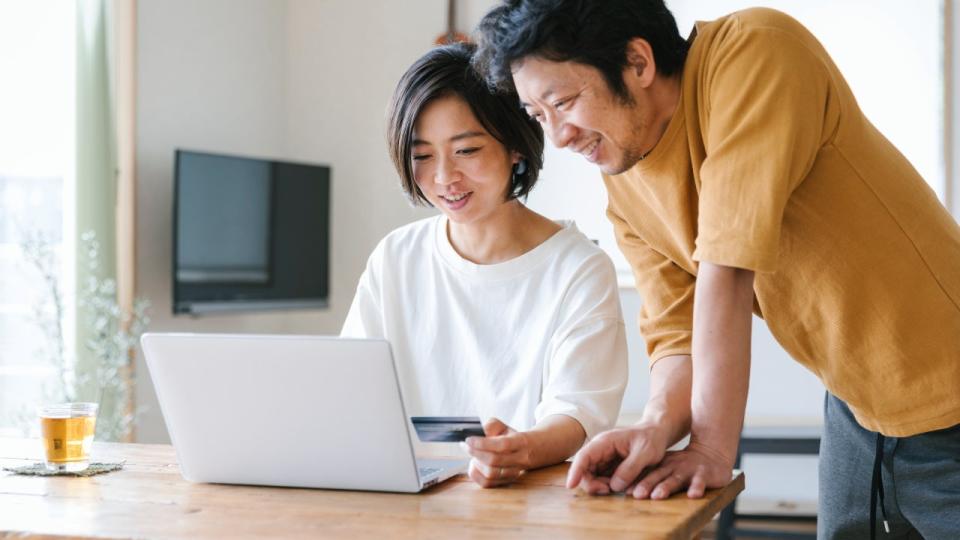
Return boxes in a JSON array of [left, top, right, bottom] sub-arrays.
[[411, 416, 485, 442]]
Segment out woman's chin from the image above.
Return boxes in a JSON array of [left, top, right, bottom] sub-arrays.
[[443, 211, 477, 225], [442, 199, 518, 229]]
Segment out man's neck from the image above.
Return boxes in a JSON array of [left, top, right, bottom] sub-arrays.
[[641, 74, 682, 157]]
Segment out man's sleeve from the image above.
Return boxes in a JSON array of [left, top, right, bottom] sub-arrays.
[[694, 21, 833, 272], [608, 207, 695, 367]]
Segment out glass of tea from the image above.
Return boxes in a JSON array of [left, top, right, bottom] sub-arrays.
[[39, 402, 98, 472]]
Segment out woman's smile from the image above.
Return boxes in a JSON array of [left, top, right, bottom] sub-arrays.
[[440, 191, 472, 210]]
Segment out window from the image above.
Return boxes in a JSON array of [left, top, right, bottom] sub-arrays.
[[0, 2, 75, 436]]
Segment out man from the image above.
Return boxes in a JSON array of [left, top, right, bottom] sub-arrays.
[[474, 1, 960, 538]]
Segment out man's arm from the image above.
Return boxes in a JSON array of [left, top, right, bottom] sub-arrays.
[[689, 261, 754, 483], [639, 353, 693, 448], [568, 262, 754, 499]]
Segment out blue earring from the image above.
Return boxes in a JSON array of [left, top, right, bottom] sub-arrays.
[[514, 159, 527, 176]]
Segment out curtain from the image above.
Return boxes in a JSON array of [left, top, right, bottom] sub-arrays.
[[75, 0, 137, 441]]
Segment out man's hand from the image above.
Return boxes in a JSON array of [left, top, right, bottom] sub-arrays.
[[626, 440, 733, 499], [566, 426, 733, 499], [567, 354, 695, 495], [565, 422, 670, 494]]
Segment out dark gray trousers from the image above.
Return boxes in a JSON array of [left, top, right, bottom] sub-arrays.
[[818, 393, 960, 539]]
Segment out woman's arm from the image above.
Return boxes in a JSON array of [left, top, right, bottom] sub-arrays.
[[525, 414, 587, 467]]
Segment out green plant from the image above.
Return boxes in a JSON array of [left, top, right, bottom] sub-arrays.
[[77, 230, 150, 441], [7, 230, 149, 441]]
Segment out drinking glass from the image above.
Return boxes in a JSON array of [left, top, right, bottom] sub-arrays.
[[39, 402, 98, 472]]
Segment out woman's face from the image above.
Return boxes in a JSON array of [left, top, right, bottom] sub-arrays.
[[411, 94, 518, 226]]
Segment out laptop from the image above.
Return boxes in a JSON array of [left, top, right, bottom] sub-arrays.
[[141, 332, 468, 493]]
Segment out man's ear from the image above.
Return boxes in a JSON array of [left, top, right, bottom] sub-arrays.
[[624, 37, 657, 87]]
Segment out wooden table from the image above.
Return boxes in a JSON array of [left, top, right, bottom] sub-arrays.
[[0, 438, 743, 539]]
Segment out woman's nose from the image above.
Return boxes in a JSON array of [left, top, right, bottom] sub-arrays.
[[434, 157, 458, 185]]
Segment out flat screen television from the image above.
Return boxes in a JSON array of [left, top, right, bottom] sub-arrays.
[[173, 149, 330, 314]]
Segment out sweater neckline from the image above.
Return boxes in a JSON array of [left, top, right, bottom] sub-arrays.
[[433, 215, 577, 281]]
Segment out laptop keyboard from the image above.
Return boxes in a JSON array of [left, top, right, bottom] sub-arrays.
[[418, 466, 441, 478]]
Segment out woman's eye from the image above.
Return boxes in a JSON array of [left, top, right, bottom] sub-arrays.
[[457, 147, 480, 156], [412, 154, 431, 162], [554, 96, 574, 109]]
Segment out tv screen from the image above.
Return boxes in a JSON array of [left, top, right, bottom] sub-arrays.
[[173, 149, 330, 314]]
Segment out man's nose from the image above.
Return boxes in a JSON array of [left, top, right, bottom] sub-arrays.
[[546, 117, 577, 150]]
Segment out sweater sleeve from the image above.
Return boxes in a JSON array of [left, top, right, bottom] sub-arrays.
[[534, 251, 628, 441]]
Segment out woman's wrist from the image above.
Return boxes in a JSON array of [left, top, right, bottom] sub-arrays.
[[527, 415, 587, 469]]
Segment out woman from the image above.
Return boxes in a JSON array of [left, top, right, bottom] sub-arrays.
[[341, 43, 626, 488]]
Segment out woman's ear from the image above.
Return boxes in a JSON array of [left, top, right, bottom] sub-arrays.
[[513, 157, 527, 176]]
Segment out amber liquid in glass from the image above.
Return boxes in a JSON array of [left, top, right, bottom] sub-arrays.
[[40, 415, 97, 470]]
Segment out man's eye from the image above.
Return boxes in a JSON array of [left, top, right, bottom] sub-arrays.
[[554, 96, 574, 109]]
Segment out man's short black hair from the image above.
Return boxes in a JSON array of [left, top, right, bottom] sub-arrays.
[[387, 42, 545, 205], [474, 0, 689, 101]]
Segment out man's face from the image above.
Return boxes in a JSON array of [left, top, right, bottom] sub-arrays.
[[512, 57, 650, 175]]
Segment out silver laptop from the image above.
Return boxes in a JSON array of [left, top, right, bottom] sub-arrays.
[[141, 332, 467, 493]]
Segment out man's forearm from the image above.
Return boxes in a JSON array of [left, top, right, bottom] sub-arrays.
[[640, 354, 693, 448], [690, 262, 755, 466]]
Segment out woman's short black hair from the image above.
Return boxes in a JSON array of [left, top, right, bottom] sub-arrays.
[[474, 0, 689, 101], [387, 42, 544, 205]]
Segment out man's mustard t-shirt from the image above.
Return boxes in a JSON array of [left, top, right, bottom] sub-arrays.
[[604, 7, 960, 437]]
